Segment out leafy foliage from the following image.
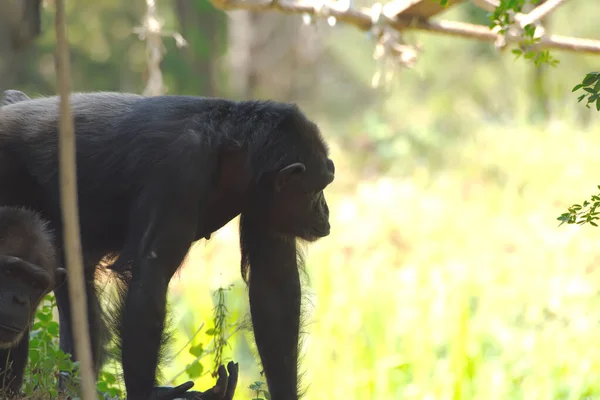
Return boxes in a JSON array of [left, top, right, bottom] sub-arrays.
[[557, 189, 600, 227], [16, 286, 269, 399], [489, 0, 529, 30], [572, 72, 600, 111], [556, 73, 600, 226], [12, 294, 122, 399]]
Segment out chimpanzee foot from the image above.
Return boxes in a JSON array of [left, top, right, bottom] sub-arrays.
[[150, 361, 239, 400]]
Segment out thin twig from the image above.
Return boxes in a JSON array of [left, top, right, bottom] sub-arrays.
[[54, 0, 96, 399], [171, 322, 205, 360]]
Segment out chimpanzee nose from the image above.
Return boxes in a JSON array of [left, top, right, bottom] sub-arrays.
[[12, 294, 26, 306]]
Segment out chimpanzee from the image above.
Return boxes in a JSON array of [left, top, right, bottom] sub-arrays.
[[0, 90, 335, 400], [0, 206, 67, 396], [2, 90, 31, 106]]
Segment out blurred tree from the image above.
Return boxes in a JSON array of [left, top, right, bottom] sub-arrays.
[[225, 10, 324, 101], [173, 0, 227, 96], [0, 0, 42, 87]]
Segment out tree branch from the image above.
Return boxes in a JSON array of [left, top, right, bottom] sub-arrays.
[[209, 0, 600, 54], [469, 0, 498, 13], [516, 0, 569, 29], [54, 0, 96, 399]]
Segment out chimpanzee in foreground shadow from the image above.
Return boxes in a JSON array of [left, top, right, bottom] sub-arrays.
[[0, 206, 66, 396]]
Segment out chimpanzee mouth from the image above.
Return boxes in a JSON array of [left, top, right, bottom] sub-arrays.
[[316, 227, 330, 237], [306, 225, 330, 241]]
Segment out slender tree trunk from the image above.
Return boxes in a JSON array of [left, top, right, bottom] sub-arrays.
[[174, 0, 227, 96]]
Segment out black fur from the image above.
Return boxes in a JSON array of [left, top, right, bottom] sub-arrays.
[[0, 206, 66, 395], [0, 90, 334, 400]]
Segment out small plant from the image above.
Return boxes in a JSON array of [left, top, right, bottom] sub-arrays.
[[249, 380, 271, 400], [209, 284, 233, 376], [168, 283, 238, 388], [12, 294, 125, 399], [22, 294, 80, 399]]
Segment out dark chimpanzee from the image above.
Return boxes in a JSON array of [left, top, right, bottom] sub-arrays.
[[0, 206, 67, 395], [0, 90, 335, 400]]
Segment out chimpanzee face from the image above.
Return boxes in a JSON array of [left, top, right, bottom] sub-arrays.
[[0, 256, 66, 347], [267, 157, 335, 242]]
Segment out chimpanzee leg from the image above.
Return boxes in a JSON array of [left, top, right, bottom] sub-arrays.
[[0, 328, 29, 395], [120, 202, 201, 399], [119, 135, 214, 400], [246, 229, 301, 400]]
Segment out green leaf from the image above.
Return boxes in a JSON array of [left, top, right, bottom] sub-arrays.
[[582, 72, 600, 85], [103, 372, 117, 384], [29, 348, 40, 363], [186, 361, 204, 378], [189, 343, 204, 357], [37, 311, 52, 322], [557, 214, 570, 222], [47, 321, 59, 337]]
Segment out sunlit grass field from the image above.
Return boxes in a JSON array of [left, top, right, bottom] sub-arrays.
[[158, 114, 600, 400]]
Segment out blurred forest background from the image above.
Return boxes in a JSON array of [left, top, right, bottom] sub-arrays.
[[4, 0, 600, 399]]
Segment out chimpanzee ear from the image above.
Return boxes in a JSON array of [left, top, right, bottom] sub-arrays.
[[53, 268, 67, 288], [275, 163, 306, 191]]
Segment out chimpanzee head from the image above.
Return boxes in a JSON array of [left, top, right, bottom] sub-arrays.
[[268, 156, 334, 242], [0, 256, 65, 347], [0, 207, 66, 348], [251, 107, 335, 242]]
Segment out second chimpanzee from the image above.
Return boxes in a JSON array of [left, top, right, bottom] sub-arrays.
[[0, 206, 66, 396], [0, 91, 335, 400]]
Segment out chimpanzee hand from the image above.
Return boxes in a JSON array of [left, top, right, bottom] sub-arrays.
[[150, 361, 239, 400]]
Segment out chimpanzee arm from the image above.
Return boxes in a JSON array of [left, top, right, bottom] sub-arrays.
[[0, 329, 29, 394], [118, 133, 215, 399], [241, 217, 302, 400]]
